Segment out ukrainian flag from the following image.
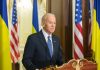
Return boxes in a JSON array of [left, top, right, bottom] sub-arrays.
[[32, 0, 46, 33], [92, 0, 100, 70], [0, 0, 12, 70], [32, 0, 39, 33]]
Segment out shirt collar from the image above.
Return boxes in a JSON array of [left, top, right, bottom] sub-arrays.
[[42, 29, 52, 41]]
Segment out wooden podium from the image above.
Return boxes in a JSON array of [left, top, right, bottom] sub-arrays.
[[79, 59, 97, 70], [56, 59, 97, 70], [41, 59, 97, 70]]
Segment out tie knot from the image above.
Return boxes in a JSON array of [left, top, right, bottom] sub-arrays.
[[48, 36, 50, 39]]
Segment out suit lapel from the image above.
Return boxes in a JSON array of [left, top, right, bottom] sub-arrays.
[[38, 31, 51, 58], [52, 35, 57, 59], [38, 31, 58, 59]]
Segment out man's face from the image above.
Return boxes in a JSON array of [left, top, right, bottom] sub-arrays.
[[44, 15, 56, 34]]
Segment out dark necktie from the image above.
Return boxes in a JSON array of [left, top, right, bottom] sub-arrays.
[[47, 36, 53, 57]]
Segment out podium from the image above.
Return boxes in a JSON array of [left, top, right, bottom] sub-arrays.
[[56, 59, 97, 70], [80, 59, 97, 70], [41, 59, 97, 70]]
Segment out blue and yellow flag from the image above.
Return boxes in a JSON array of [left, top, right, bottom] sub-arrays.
[[32, 0, 46, 33], [0, 0, 12, 70], [92, 0, 100, 70], [32, 0, 39, 33]]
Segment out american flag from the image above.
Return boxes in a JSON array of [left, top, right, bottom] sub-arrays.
[[73, 0, 84, 59], [10, 0, 20, 63]]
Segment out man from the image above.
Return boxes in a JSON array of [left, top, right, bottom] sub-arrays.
[[22, 13, 63, 70]]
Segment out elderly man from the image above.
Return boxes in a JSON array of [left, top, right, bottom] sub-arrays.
[[22, 13, 63, 70]]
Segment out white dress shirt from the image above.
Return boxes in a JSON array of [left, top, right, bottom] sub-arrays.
[[42, 29, 53, 54]]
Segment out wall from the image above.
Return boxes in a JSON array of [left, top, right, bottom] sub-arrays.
[[48, 0, 73, 61]]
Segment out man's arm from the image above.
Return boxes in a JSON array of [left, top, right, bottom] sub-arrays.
[[57, 45, 63, 66], [56, 37, 63, 66], [22, 35, 37, 70]]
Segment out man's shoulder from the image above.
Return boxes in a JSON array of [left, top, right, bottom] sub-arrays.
[[52, 34, 58, 37], [28, 32, 40, 38], [52, 34, 59, 40], [28, 31, 43, 40]]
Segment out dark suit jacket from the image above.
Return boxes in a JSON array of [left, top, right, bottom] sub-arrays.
[[22, 30, 63, 70]]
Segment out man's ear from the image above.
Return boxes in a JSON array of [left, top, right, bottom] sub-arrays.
[[43, 24, 45, 27], [41, 21, 45, 27]]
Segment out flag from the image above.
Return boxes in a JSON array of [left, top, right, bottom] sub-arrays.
[[32, 0, 46, 33], [73, 0, 84, 59], [0, 0, 12, 70], [10, 0, 20, 63], [92, 0, 100, 69], [32, 0, 39, 33]]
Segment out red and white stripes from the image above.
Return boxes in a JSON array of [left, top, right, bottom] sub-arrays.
[[73, 21, 84, 59], [10, 23, 20, 63]]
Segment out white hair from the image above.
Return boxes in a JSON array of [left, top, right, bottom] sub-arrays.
[[41, 13, 56, 27]]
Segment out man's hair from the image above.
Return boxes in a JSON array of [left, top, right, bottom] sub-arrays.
[[41, 13, 56, 27]]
